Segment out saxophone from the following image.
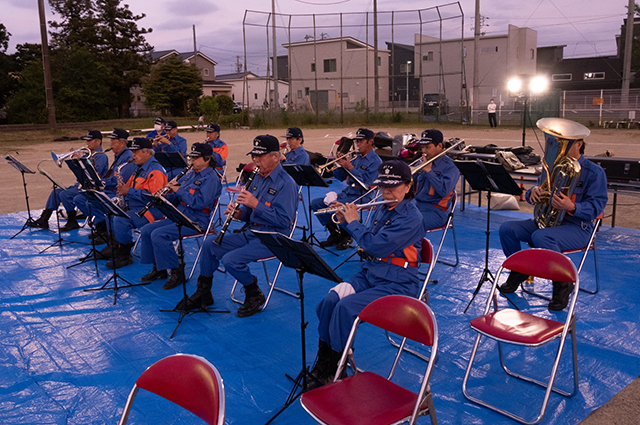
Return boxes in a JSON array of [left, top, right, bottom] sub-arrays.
[[113, 159, 134, 209], [533, 118, 589, 229]]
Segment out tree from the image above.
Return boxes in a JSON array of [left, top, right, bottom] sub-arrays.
[[215, 94, 234, 116], [199, 96, 219, 122], [0, 22, 9, 52], [5, 60, 48, 124], [0, 22, 18, 110], [142, 57, 203, 116], [49, 0, 100, 49]]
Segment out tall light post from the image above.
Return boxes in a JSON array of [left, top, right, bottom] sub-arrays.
[[508, 75, 549, 146], [406, 60, 412, 113]]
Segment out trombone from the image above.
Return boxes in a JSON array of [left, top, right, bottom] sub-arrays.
[[316, 150, 354, 173], [50, 147, 91, 167], [410, 140, 464, 175]]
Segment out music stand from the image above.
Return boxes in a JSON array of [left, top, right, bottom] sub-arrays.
[[5, 155, 37, 239], [83, 189, 147, 305], [454, 160, 522, 313], [251, 230, 342, 425], [154, 152, 188, 179], [37, 164, 73, 254]]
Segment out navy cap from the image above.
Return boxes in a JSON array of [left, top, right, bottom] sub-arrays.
[[129, 137, 153, 150], [354, 128, 374, 140], [81, 130, 103, 141], [418, 129, 444, 146], [284, 127, 303, 139], [373, 159, 412, 187], [108, 128, 129, 140], [247, 135, 280, 156], [164, 120, 177, 131], [154, 117, 165, 125], [206, 123, 221, 133], [187, 143, 213, 158]]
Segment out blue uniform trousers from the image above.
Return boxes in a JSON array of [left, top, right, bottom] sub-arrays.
[[111, 210, 162, 245], [140, 220, 200, 270], [418, 203, 448, 230], [499, 218, 592, 258], [73, 190, 116, 225], [311, 197, 333, 227], [316, 264, 418, 352], [46, 186, 80, 212], [200, 231, 274, 286]]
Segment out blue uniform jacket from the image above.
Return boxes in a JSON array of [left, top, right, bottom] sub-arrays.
[[125, 157, 168, 213], [414, 154, 460, 211], [334, 150, 382, 203], [345, 198, 425, 285], [238, 164, 298, 233], [169, 166, 221, 230], [91, 147, 109, 179], [146, 129, 165, 139], [103, 148, 133, 193], [284, 146, 311, 166], [205, 138, 228, 168], [154, 134, 187, 155], [526, 155, 608, 228]]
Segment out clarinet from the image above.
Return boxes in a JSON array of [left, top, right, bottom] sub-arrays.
[[214, 166, 259, 245], [135, 164, 193, 218]]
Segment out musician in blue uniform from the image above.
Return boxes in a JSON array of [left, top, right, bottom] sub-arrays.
[[307, 159, 425, 388], [101, 137, 168, 269], [281, 127, 310, 166], [204, 123, 228, 172], [146, 117, 166, 139], [138, 143, 221, 290], [75, 128, 134, 242], [413, 129, 460, 230], [499, 120, 608, 311], [179, 135, 298, 317], [153, 120, 187, 179], [28, 130, 109, 231], [311, 128, 382, 250]]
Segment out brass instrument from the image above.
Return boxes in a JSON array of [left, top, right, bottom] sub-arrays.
[[314, 198, 398, 224], [51, 147, 91, 167], [533, 117, 588, 228], [215, 166, 260, 245], [410, 140, 464, 175], [316, 150, 354, 173], [136, 164, 194, 218]]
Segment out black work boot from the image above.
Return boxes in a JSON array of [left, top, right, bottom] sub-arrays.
[[89, 221, 108, 240], [336, 232, 353, 251], [319, 223, 342, 248], [106, 242, 133, 269], [237, 277, 266, 317], [27, 209, 53, 229], [60, 210, 80, 231], [163, 266, 185, 290], [140, 265, 168, 283], [499, 271, 529, 294], [305, 340, 333, 390], [176, 275, 213, 311], [548, 281, 574, 311]]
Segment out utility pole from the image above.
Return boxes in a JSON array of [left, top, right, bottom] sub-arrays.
[[192, 25, 197, 70], [271, 0, 279, 110], [373, 0, 379, 114], [37, 0, 56, 128], [622, 0, 634, 102], [471, 0, 480, 125]]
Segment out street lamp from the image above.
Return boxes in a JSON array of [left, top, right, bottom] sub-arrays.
[[406, 60, 412, 113], [508, 74, 549, 146]]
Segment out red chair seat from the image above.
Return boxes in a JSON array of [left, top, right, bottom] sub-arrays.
[[470, 309, 565, 345], [301, 372, 422, 425], [225, 186, 243, 193]]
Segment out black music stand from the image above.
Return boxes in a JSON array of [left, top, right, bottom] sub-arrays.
[[138, 192, 230, 338], [251, 230, 342, 425], [5, 155, 37, 239], [455, 160, 522, 313], [37, 166, 73, 253], [83, 190, 146, 305], [155, 152, 188, 180]]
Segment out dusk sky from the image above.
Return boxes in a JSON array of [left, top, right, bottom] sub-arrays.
[[1, 0, 632, 75]]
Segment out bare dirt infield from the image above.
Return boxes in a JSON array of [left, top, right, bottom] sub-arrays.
[[2, 124, 639, 228]]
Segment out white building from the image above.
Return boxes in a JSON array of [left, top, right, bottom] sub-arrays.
[[216, 72, 289, 110]]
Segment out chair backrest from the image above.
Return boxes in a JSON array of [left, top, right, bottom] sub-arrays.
[[420, 238, 434, 265], [503, 248, 577, 284], [126, 354, 225, 425], [359, 295, 436, 347]]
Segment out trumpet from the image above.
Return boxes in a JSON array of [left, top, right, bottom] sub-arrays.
[[51, 147, 91, 167], [316, 150, 354, 173], [314, 198, 398, 224]]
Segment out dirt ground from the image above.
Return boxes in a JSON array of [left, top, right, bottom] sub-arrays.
[[2, 124, 639, 228]]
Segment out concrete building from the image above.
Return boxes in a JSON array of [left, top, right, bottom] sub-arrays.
[[283, 36, 390, 112], [216, 71, 289, 110]]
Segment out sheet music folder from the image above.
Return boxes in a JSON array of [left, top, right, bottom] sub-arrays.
[[455, 160, 522, 195], [66, 158, 104, 190], [140, 192, 202, 234], [84, 189, 129, 218], [4, 155, 35, 174], [283, 164, 328, 188], [251, 230, 342, 283], [155, 152, 188, 169]]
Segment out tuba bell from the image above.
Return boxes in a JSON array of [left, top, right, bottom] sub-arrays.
[[533, 118, 589, 228]]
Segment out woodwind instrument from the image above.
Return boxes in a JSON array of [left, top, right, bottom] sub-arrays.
[[214, 166, 259, 245], [314, 198, 398, 224], [135, 163, 194, 218], [113, 159, 134, 208]]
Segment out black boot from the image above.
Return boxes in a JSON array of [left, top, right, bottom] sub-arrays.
[[237, 277, 266, 317], [499, 271, 529, 294], [176, 275, 213, 311], [59, 210, 80, 231], [106, 242, 133, 269], [27, 209, 53, 229], [140, 265, 168, 283], [336, 232, 353, 251], [548, 281, 574, 311], [89, 221, 108, 240], [305, 340, 333, 390], [163, 266, 185, 290], [307, 347, 344, 390], [319, 223, 342, 248]]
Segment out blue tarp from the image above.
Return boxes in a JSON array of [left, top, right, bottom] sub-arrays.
[[1, 182, 639, 424]]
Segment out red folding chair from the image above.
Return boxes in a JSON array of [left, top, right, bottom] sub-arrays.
[[463, 248, 579, 424], [425, 190, 459, 267], [118, 353, 225, 425], [300, 295, 439, 425]]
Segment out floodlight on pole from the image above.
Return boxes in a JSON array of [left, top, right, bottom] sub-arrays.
[[507, 74, 549, 147], [406, 60, 412, 113]]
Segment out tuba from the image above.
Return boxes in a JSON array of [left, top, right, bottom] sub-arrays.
[[533, 118, 589, 228]]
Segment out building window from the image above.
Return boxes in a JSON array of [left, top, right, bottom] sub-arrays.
[[377, 56, 381, 66], [481, 46, 498, 53], [203, 68, 209, 77], [297, 90, 303, 99], [552, 73, 572, 82], [338, 92, 348, 98], [324, 58, 337, 73], [530, 49, 534, 59], [422, 52, 433, 61], [311, 63, 316, 72], [254, 93, 258, 100], [305, 87, 310, 96], [400, 63, 412, 73], [584, 72, 605, 80]]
